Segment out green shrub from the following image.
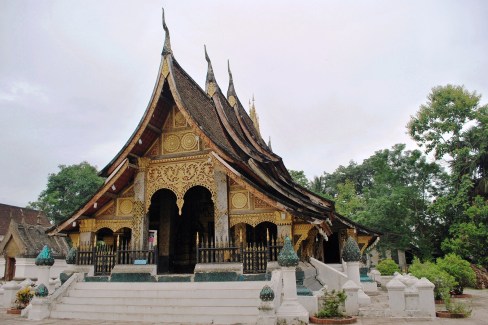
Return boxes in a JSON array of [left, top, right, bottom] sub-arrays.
[[316, 289, 347, 318], [409, 258, 457, 300], [437, 253, 476, 295], [376, 258, 400, 276]]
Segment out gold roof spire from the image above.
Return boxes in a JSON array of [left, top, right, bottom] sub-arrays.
[[205, 45, 217, 96], [249, 95, 261, 136], [227, 60, 237, 106]]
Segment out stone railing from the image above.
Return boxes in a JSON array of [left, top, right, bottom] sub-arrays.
[[309, 258, 348, 291]]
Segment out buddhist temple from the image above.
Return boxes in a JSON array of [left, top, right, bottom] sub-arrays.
[[48, 10, 379, 275]]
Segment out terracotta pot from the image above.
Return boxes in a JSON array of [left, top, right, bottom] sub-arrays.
[[435, 299, 444, 304], [436, 311, 467, 318], [309, 315, 357, 324], [6, 308, 21, 315]]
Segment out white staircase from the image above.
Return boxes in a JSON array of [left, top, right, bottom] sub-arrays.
[[50, 281, 264, 324]]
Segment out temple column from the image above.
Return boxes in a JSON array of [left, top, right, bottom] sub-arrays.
[[213, 170, 229, 243], [133, 158, 150, 249]]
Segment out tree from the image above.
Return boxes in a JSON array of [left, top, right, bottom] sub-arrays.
[[29, 162, 104, 224], [408, 85, 488, 267], [407, 84, 488, 198], [288, 169, 310, 188]]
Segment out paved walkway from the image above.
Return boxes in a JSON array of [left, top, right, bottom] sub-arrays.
[[1, 288, 487, 325]]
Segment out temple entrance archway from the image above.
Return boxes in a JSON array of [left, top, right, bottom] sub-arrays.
[[148, 186, 214, 274], [96, 228, 114, 246]]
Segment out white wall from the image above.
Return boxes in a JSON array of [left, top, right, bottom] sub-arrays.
[[1, 257, 68, 280]]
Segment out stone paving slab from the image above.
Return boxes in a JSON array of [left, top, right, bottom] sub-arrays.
[[1, 289, 486, 325]]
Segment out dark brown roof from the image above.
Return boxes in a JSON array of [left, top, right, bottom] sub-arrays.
[[0, 203, 50, 236], [0, 219, 68, 258], [52, 20, 379, 238]]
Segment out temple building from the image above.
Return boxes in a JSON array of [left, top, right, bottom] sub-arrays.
[[48, 13, 379, 275], [0, 204, 68, 280]]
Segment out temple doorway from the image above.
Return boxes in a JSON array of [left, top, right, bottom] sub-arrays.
[[148, 186, 214, 274], [323, 232, 341, 263]]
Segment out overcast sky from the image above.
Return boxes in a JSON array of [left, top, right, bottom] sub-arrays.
[[1, 1, 487, 208]]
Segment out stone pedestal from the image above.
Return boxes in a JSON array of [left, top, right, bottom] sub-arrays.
[[257, 301, 276, 325], [342, 280, 360, 316], [28, 297, 50, 320], [345, 261, 360, 287], [2, 281, 21, 308], [37, 265, 51, 288], [415, 277, 435, 317], [386, 278, 406, 316], [276, 266, 309, 324]]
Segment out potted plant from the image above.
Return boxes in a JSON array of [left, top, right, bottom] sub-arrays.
[[7, 286, 34, 314], [310, 289, 357, 324], [436, 290, 472, 318]]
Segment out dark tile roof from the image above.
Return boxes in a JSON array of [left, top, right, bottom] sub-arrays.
[[15, 221, 69, 258], [0, 203, 50, 236]]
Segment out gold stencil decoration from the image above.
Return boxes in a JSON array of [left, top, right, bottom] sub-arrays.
[[207, 82, 216, 97], [80, 219, 96, 233], [254, 197, 271, 209], [231, 192, 249, 209], [162, 58, 170, 78], [131, 200, 145, 247], [117, 198, 134, 216], [174, 110, 187, 128], [228, 95, 236, 107], [163, 134, 180, 153], [181, 133, 198, 151], [148, 141, 160, 157], [145, 156, 216, 214], [97, 202, 115, 217], [94, 219, 132, 233], [293, 223, 314, 251], [229, 213, 276, 227]]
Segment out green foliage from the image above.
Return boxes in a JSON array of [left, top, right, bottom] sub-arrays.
[[437, 254, 476, 294], [316, 289, 347, 318], [376, 258, 400, 276], [409, 258, 457, 300], [28, 162, 104, 224], [441, 196, 488, 268], [288, 170, 309, 188], [15, 286, 34, 309], [335, 180, 365, 218], [341, 237, 361, 262], [446, 300, 472, 317]]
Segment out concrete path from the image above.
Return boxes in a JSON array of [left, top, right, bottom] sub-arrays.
[[1, 288, 487, 325]]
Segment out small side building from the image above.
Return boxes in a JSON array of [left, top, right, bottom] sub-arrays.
[[0, 204, 69, 281]]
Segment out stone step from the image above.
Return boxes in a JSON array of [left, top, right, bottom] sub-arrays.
[[50, 310, 257, 324], [358, 308, 388, 317], [60, 296, 259, 307], [73, 281, 266, 291], [53, 303, 259, 315], [67, 288, 259, 299]]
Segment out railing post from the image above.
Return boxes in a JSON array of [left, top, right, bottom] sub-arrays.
[[196, 232, 200, 264]]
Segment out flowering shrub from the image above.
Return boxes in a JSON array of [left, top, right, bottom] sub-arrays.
[[15, 286, 34, 309]]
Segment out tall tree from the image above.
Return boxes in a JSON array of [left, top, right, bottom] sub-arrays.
[[408, 85, 488, 266], [29, 162, 104, 224], [288, 170, 310, 188]]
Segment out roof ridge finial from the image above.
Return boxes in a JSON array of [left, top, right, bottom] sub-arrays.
[[162, 8, 172, 56], [227, 60, 237, 102], [205, 45, 216, 96], [249, 96, 261, 136]]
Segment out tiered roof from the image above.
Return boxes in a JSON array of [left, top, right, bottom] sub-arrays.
[[50, 11, 379, 243]]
